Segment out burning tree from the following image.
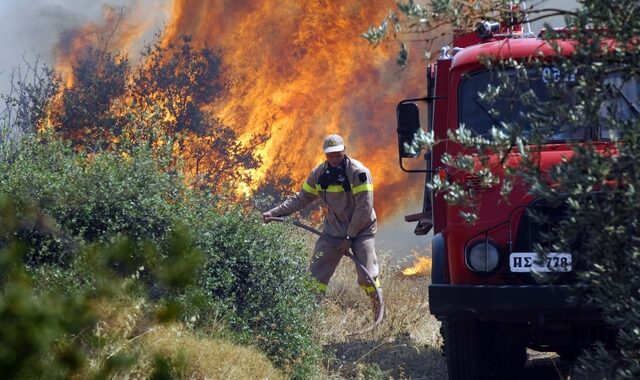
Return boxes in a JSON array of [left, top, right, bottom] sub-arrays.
[[55, 48, 129, 149], [1, 60, 60, 138], [43, 24, 269, 195], [132, 35, 224, 137], [128, 35, 266, 191]]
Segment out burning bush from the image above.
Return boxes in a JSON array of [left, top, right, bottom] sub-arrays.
[[2, 28, 268, 195], [55, 48, 129, 147]]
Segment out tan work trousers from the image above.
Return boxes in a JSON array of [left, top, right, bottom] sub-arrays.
[[310, 234, 379, 290]]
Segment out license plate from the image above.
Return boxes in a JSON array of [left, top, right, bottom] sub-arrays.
[[509, 252, 572, 272]]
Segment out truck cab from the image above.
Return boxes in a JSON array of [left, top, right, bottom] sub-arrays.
[[396, 22, 624, 380]]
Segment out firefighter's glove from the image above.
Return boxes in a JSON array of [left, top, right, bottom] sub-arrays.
[[338, 238, 352, 256]]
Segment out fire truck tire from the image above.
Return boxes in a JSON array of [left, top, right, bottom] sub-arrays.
[[441, 319, 485, 380], [486, 324, 527, 379], [443, 320, 526, 380]]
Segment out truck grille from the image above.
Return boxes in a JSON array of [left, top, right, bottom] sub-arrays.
[[513, 199, 565, 252], [502, 199, 575, 285]]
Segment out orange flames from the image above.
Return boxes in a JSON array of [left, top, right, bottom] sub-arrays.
[[402, 251, 432, 277], [54, 1, 426, 220], [55, 5, 151, 87]]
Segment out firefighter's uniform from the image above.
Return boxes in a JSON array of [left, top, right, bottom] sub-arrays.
[[267, 155, 380, 294]]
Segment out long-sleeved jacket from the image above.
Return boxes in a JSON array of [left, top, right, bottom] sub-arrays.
[[268, 156, 377, 238]]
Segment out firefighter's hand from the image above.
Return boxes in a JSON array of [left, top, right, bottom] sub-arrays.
[[262, 212, 274, 223], [338, 239, 352, 256]]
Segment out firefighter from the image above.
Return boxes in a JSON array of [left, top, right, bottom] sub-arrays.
[[262, 134, 383, 320]]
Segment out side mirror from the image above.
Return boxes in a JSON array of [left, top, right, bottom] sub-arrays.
[[396, 102, 421, 158]]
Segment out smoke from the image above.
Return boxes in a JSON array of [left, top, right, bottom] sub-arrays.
[[0, 0, 169, 95]]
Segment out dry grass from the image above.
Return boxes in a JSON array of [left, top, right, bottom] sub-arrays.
[[79, 295, 285, 380], [145, 325, 286, 380], [314, 253, 447, 380], [80, 249, 448, 380]]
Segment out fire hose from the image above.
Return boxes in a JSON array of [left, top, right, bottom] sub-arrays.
[[266, 216, 384, 334]]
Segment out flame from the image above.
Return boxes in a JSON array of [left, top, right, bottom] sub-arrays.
[[162, 0, 425, 219], [55, 5, 154, 87], [402, 252, 432, 277], [54, 1, 427, 220]]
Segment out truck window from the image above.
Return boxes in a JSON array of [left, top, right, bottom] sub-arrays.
[[599, 73, 640, 139], [460, 69, 639, 142], [459, 68, 587, 142]]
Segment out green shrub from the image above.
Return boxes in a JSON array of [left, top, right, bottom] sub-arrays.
[[0, 244, 96, 379], [0, 196, 205, 379], [0, 133, 320, 377], [187, 207, 321, 377], [0, 135, 181, 265]]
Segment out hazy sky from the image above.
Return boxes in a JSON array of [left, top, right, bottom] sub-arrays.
[[0, 0, 169, 94], [0, 1, 104, 87]]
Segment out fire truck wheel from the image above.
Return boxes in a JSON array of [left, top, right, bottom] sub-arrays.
[[486, 324, 527, 379], [441, 319, 485, 380], [442, 320, 526, 380]]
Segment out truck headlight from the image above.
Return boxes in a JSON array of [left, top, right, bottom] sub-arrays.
[[466, 241, 500, 273]]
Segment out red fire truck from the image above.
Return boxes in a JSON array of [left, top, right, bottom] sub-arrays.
[[396, 21, 624, 379]]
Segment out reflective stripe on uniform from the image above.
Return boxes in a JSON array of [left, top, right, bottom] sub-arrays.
[[315, 184, 345, 193], [359, 277, 381, 294], [303, 181, 319, 196], [352, 183, 373, 194]]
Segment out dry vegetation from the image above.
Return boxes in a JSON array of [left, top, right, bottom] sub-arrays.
[[76, 295, 286, 379], [80, 249, 450, 380], [315, 252, 447, 380], [146, 326, 286, 380]]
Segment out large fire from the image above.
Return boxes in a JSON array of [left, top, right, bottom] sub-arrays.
[[54, 1, 427, 220]]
